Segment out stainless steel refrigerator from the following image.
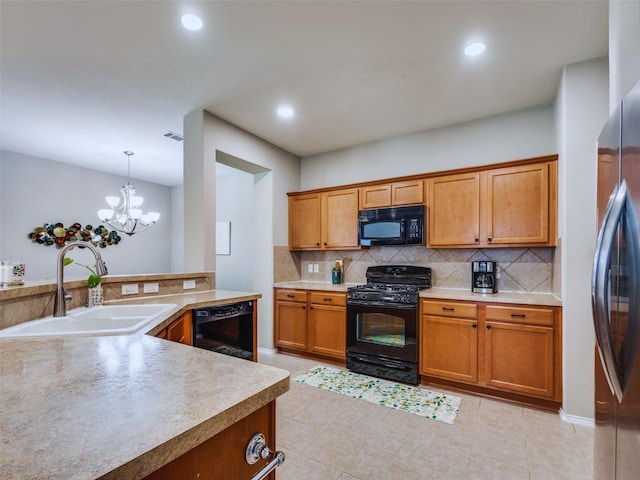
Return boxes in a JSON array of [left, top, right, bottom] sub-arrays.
[[592, 79, 640, 479]]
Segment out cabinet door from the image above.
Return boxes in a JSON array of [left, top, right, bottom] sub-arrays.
[[421, 315, 478, 383], [360, 184, 392, 209], [392, 180, 424, 206], [166, 311, 192, 345], [485, 321, 554, 398], [308, 304, 346, 359], [144, 402, 276, 480], [322, 188, 359, 249], [274, 300, 307, 350], [484, 163, 550, 245], [289, 193, 321, 250], [427, 172, 481, 247]]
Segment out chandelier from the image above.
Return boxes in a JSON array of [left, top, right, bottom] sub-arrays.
[[97, 151, 160, 236]]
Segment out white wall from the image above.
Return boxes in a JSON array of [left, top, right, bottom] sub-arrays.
[[215, 166, 254, 291], [0, 150, 172, 280], [609, 0, 640, 108], [556, 58, 610, 421], [170, 184, 184, 273], [301, 105, 556, 190], [183, 110, 300, 351]]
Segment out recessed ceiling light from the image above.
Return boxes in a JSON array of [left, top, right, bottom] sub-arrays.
[[181, 14, 203, 31], [464, 42, 486, 56], [277, 106, 295, 118]]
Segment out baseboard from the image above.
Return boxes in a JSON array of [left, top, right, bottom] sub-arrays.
[[559, 408, 595, 427], [258, 347, 277, 355]]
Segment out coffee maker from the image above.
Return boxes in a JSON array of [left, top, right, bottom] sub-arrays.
[[471, 261, 497, 293]]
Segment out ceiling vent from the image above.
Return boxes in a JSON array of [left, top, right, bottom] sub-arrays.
[[163, 131, 184, 142]]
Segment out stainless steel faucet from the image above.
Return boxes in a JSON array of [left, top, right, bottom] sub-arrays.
[[53, 241, 108, 317]]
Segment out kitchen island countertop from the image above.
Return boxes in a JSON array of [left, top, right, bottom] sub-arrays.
[[0, 290, 290, 479]]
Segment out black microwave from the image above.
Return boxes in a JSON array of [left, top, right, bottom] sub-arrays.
[[358, 205, 424, 246]]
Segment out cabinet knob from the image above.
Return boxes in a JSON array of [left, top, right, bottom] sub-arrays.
[[310, 306, 314, 310], [487, 237, 493, 242], [316, 242, 320, 246], [474, 238, 479, 243], [486, 324, 491, 329], [302, 305, 306, 310], [472, 324, 477, 328]]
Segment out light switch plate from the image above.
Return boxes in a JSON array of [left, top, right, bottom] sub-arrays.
[[183, 279, 196, 290], [122, 284, 139, 295], [144, 283, 159, 293], [313, 264, 319, 273], [308, 264, 313, 273]]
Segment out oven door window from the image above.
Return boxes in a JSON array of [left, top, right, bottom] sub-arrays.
[[357, 312, 406, 347]]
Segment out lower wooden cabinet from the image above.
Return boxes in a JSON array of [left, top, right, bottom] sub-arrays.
[[420, 299, 562, 406], [143, 401, 276, 480], [274, 289, 346, 360], [421, 301, 478, 383], [156, 311, 193, 346], [485, 305, 556, 399]]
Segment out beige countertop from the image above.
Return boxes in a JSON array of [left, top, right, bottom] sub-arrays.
[[0, 290, 290, 480], [274, 282, 562, 307]]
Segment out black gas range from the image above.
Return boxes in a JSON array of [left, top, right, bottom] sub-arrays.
[[347, 265, 431, 306], [346, 265, 431, 385]]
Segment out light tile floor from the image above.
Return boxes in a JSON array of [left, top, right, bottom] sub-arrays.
[[259, 352, 594, 480]]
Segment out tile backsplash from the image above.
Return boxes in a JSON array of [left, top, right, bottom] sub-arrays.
[[274, 245, 554, 293]]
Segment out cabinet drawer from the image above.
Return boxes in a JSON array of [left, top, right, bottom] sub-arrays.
[[309, 292, 347, 307], [422, 300, 477, 319], [275, 289, 307, 303], [485, 305, 554, 326]]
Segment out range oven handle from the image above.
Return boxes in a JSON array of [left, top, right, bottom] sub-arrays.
[[346, 300, 417, 310]]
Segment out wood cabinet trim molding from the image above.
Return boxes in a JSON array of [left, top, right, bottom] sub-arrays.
[[287, 154, 558, 197]]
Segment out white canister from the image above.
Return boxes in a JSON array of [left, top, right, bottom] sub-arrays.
[[1, 261, 26, 286]]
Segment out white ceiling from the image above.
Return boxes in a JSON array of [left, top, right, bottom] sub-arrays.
[[0, 1, 608, 187]]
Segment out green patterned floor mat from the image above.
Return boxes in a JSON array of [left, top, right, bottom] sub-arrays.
[[294, 365, 461, 424]]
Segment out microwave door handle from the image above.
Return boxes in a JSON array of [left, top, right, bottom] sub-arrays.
[[592, 181, 626, 402]]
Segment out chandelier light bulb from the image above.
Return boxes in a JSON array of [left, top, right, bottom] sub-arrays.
[[97, 151, 160, 235]]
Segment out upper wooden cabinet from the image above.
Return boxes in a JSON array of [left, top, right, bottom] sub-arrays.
[[427, 160, 557, 248], [289, 188, 359, 250], [360, 180, 424, 209]]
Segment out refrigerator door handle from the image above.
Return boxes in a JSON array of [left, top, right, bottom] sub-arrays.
[[592, 180, 627, 402]]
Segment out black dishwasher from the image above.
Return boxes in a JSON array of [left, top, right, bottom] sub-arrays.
[[192, 301, 254, 361]]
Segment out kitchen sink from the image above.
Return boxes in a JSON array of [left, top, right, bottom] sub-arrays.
[[0, 304, 177, 338]]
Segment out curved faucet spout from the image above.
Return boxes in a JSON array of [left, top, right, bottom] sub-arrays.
[[54, 242, 108, 317]]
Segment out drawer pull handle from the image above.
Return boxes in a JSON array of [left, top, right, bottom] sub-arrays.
[[442, 307, 455, 312], [324, 298, 333, 301], [286, 294, 294, 298], [511, 313, 526, 318], [246, 433, 286, 480]]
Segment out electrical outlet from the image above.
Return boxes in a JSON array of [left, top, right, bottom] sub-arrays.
[[496, 266, 501, 279], [183, 279, 196, 290], [308, 264, 313, 273], [122, 284, 139, 295], [313, 264, 319, 273], [143, 283, 159, 293]]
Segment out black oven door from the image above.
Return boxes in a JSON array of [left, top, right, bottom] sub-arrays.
[[346, 302, 417, 363]]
